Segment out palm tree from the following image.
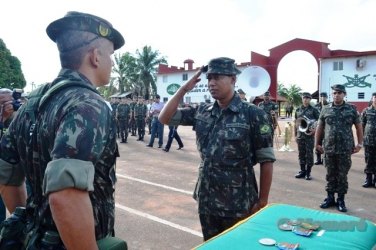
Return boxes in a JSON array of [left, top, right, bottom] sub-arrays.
[[112, 52, 138, 94], [278, 83, 302, 107], [135, 46, 166, 99]]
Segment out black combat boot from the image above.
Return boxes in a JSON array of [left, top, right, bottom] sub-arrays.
[[320, 192, 336, 209], [337, 194, 347, 212], [373, 174, 376, 188], [314, 153, 323, 165], [305, 166, 312, 180], [362, 173, 373, 188], [295, 165, 306, 178]]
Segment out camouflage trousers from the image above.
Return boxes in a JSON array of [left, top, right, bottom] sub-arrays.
[[136, 117, 146, 139], [118, 119, 129, 141], [324, 153, 352, 194], [364, 145, 376, 174], [199, 214, 247, 241], [297, 136, 314, 167]]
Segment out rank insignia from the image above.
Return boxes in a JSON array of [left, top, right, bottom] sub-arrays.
[[99, 24, 109, 37]]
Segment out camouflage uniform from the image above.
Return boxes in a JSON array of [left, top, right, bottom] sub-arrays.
[[319, 102, 360, 194], [111, 101, 119, 138], [294, 104, 320, 179], [258, 100, 278, 137], [117, 102, 131, 143], [361, 104, 376, 187], [134, 102, 148, 141], [129, 101, 137, 136], [0, 69, 118, 243], [168, 93, 275, 238]]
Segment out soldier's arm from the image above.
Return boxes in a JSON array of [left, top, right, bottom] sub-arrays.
[[159, 69, 202, 124], [0, 184, 27, 213], [253, 161, 273, 212], [49, 188, 98, 250]]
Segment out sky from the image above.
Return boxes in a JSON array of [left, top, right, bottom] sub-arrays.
[[1, 0, 375, 93]]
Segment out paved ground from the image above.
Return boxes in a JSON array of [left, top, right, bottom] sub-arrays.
[[113, 118, 376, 250]]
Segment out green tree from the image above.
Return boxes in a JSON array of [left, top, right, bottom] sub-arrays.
[[278, 83, 302, 107], [135, 45, 166, 99], [0, 39, 26, 89]]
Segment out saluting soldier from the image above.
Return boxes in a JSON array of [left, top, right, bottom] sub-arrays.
[[361, 92, 376, 188], [117, 98, 131, 143], [294, 92, 320, 180]]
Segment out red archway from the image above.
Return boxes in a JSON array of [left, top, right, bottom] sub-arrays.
[[249, 38, 331, 99]]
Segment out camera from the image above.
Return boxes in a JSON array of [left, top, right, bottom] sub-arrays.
[[0, 88, 23, 112], [12, 88, 23, 111]]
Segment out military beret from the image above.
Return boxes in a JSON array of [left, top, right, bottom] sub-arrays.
[[46, 11, 125, 50], [301, 92, 312, 98], [203, 57, 241, 75], [320, 92, 328, 97], [331, 84, 346, 93], [238, 89, 245, 95], [264, 91, 270, 96]]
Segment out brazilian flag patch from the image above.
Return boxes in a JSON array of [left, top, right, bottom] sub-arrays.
[[260, 124, 271, 134]]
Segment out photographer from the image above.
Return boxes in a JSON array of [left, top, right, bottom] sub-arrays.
[[0, 89, 17, 223]]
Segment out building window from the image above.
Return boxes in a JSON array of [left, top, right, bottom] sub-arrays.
[[183, 74, 188, 81], [333, 61, 343, 71], [163, 75, 168, 83], [358, 93, 365, 99]]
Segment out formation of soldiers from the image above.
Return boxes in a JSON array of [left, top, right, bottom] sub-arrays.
[[110, 96, 150, 144]]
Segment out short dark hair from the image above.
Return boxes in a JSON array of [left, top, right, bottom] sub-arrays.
[[156, 95, 160, 99]]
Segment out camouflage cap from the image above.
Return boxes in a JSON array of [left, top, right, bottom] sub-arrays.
[[204, 57, 241, 75], [372, 92, 376, 97], [46, 11, 125, 50], [301, 92, 312, 98], [320, 92, 328, 97], [331, 84, 346, 93], [238, 89, 245, 95]]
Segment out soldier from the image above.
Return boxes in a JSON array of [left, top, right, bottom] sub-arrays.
[[110, 97, 120, 138], [129, 96, 137, 136], [258, 91, 279, 138], [315, 84, 363, 213], [238, 89, 247, 101], [0, 11, 125, 248], [361, 92, 376, 188], [117, 98, 131, 143], [134, 97, 148, 141], [294, 92, 320, 180], [159, 57, 275, 241], [314, 92, 329, 165]]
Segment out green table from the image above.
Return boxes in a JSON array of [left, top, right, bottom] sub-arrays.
[[194, 203, 376, 250]]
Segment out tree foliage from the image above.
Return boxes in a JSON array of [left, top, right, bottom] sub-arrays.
[[0, 39, 26, 89], [278, 83, 303, 107]]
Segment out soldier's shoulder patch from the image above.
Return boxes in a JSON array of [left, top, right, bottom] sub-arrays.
[[260, 124, 271, 134]]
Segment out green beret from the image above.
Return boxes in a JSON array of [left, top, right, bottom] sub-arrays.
[[46, 11, 125, 50], [204, 57, 241, 75], [320, 92, 328, 97], [331, 84, 346, 93]]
